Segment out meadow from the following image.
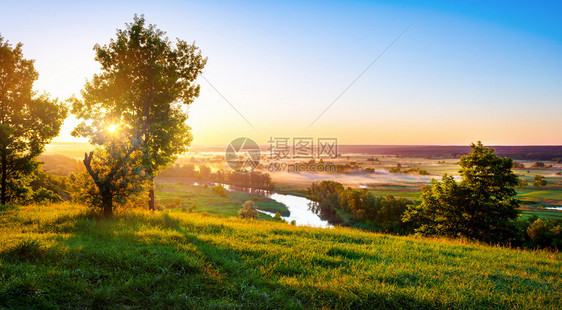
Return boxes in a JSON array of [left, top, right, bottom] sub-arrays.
[[154, 179, 289, 217], [1, 203, 561, 309]]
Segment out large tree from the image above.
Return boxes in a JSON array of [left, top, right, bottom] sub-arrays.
[[0, 35, 68, 205], [403, 142, 520, 243], [72, 15, 207, 210]]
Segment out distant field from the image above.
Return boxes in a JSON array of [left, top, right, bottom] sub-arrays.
[[40, 144, 562, 219], [1, 203, 560, 309], [155, 178, 290, 217], [44, 142, 94, 160]]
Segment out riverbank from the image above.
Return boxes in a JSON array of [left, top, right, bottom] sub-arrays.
[[155, 178, 290, 217]]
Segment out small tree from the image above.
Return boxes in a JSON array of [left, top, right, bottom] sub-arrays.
[[533, 175, 547, 187], [212, 184, 227, 197], [531, 161, 545, 168], [238, 200, 258, 219], [0, 35, 68, 205], [404, 142, 520, 243], [75, 139, 147, 217]]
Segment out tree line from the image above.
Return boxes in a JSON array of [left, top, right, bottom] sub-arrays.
[[159, 164, 274, 190], [308, 142, 561, 250]]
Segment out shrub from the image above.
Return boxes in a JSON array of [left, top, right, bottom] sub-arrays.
[[31, 188, 62, 204], [533, 175, 547, 187], [526, 218, 562, 249], [212, 184, 227, 197], [238, 200, 258, 219], [531, 161, 545, 168], [273, 212, 286, 222]]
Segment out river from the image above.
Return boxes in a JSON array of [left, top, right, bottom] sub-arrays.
[[258, 193, 332, 228], [215, 182, 331, 228]]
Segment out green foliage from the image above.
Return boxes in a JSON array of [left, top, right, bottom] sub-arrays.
[[534, 175, 547, 187], [404, 142, 520, 244], [160, 165, 274, 190], [73, 142, 148, 216], [526, 218, 562, 249], [70, 14, 207, 210], [532, 161, 545, 168], [238, 200, 258, 219], [212, 184, 227, 197], [273, 212, 283, 221], [308, 181, 413, 233], [0, 35, 68, 205], [31, 188, 62, 204]]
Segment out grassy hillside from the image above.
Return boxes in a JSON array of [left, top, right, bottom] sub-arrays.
[[1, 203, 561, 309]]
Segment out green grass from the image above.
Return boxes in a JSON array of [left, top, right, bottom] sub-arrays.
[[367, 185, 423, 200], [272, 184, 308, 197], [155, 179, 290, 217], [1, 203, 561, 309]]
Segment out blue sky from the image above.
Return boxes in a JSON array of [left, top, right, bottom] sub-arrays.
[[1, 0, 561, 145]]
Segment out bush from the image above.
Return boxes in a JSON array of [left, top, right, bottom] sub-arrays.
[[533, 175, 547, 187], [526, 218, 562, 249], [238, 200, 258, 220], [212, 184, 227, 197], [531, 161, 545, 168], [273, 212, 286, 223], [31, 188, 62, 204]]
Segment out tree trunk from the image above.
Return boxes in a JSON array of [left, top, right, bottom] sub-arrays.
[[102, 191, 113, 218], [83, 151, 113, 218], [148, 174, 155, 211], [1, 152, 7, 205]]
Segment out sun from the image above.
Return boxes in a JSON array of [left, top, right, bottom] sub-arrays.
[[108, 124, 118, 133]]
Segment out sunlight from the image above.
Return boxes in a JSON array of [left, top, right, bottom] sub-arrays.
[[108, 124, 118, 134]]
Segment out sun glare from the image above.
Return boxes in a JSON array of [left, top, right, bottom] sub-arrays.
[[108, 124, 118, 133]]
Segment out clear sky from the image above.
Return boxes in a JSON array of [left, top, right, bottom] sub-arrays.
[[1, 0, 561, 145]]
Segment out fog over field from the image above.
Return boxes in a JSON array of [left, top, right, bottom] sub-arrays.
[[271, 171, 433, 188]]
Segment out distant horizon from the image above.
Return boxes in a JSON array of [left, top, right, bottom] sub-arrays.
[[46, 141, 562, 147]]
